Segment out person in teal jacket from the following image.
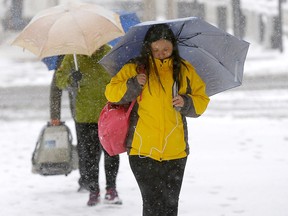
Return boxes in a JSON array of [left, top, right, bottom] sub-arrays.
[[55, 45, 122, 206]]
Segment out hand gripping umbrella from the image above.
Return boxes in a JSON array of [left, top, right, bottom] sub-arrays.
[[99, 17, 250, 96]]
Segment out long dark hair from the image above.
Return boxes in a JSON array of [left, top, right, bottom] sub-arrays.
[[131, 24, 183, 93]]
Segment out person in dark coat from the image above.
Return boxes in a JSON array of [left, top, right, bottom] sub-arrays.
[[50, 45, 122, 206]]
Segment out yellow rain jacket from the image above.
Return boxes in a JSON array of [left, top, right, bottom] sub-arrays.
[[105, 58, 210, 161]]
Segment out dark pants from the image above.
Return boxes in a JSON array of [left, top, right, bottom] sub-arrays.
[[75, 122, 119, 192], [129, 156, 187, 216]]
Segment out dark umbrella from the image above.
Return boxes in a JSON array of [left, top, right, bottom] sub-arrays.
[[99, 17, 250, 96]]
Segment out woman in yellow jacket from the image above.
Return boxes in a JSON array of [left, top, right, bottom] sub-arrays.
[[105, 24, 210, 216]]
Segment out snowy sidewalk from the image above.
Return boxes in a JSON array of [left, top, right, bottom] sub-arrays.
[[1, 118, 288, 216], [1, 32, 288, 216]]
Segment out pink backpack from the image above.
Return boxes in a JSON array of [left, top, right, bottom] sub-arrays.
[[99, 64, 144, 156], [98, 100, 136, 156]]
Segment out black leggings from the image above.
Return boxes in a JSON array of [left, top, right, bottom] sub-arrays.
[[76, 122, 119, 192], [129, 156, 187, 216]]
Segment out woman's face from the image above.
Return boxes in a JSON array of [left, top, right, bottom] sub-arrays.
[[151, 39, 173, 60]]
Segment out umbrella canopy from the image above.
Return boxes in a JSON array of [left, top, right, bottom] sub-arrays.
[[99, 17, 250, 96], [109, 11, 141, 47], [41, 55, 64, 71], [11, 2, 125, 58], [42, 11, 140, 70]]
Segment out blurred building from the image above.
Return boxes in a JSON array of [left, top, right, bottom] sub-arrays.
[[1, 0, 288, 51]]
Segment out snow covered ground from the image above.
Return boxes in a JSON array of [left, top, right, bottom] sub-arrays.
[[0, 32, 288, 216]]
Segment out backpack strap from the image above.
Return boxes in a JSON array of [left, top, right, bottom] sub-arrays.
[[126, 100, 136, 117]]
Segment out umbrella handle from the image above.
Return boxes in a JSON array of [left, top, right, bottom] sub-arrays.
[[73, 53, 79, 71], [73, 53, 80, 92]]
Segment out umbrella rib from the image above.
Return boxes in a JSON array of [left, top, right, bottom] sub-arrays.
[[178, 32, 228, 47], [177, 32, 201, 47], [175, 20, 203, 40], [178, 41, 198, 48], [175, 22, 185, 39]]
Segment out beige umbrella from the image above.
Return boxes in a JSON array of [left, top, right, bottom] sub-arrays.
[[12, 2, 125, 70]]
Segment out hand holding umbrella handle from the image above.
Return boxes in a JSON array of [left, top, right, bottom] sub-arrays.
[[71, 69, 82, 82], [71, 69, 82, 91], [136, 73, 146, 87], [136, 64, 146, 74], [172, 81, 181, 111], [136, 64, 146, 87], [172, 95, 184, 112], [136, 64, 146, 101]]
